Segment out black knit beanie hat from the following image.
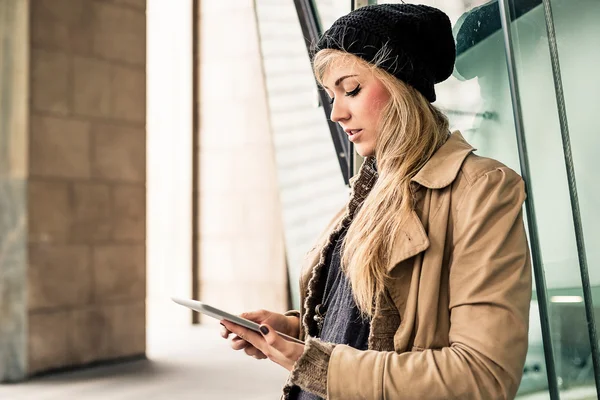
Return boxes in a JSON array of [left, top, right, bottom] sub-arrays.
[[314, 4, 456, 102]]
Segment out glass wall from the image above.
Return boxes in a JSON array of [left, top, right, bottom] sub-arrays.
[[501, 1, 600, 397]]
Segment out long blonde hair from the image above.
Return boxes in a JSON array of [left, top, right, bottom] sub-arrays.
[[313, 48, 450, 316]]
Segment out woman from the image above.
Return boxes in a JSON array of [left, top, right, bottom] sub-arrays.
[[220, 4, 532, 399]]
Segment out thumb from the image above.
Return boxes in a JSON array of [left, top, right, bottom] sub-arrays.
[[259, 324, 280, 348], [240, 310, 267, 322]]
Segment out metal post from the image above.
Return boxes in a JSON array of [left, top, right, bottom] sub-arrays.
[[497, 1, 560, 398]]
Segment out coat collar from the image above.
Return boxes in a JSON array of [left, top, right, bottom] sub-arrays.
[[349, 131, 475, 200], [411, 131, 475, 189], [347, 131, 475, 271]]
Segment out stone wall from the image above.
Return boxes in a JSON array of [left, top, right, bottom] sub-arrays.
[[0, 0, 147, 381]]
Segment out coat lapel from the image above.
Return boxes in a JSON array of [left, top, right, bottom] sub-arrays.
[[383, 131, 474, 272], [386, 210, 430, 273]]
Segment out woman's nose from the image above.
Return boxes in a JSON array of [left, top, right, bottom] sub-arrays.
[[330, 99, 350, 123]]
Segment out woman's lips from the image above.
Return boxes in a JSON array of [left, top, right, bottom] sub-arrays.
[[348, 129, 362, 142]]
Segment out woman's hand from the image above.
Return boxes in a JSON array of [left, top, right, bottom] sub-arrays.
[[220, 310, 299, 360], [221, 318, 305, 371]]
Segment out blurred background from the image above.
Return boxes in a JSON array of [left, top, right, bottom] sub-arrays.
[[0, 0, 599, 399]]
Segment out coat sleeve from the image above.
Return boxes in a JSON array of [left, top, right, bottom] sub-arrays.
[[325, 167, 532, 399]]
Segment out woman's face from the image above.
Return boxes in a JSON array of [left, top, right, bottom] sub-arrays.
[[322, 60, 390, 157]]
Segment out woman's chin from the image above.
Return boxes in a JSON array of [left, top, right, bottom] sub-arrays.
[[355, 144, 375, 158]]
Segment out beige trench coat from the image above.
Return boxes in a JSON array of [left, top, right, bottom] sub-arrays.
[[291, 132, 532, 399]]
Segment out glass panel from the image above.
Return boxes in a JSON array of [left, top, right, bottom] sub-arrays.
[[554, 0, 600, 313], [254, 1, 351, 309], [378, 0, 554, 396], [314, 0, 352, 30], [505, 0, 599, 396]]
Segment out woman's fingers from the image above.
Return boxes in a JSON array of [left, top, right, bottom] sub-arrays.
[[220, 325, 231, 339], [231, 335, 267, 359], [258, 323, 305, 371], [231, 336, 250, 350], [243, 345, 266, 359], [231, 333, 266, 358], [221, 320, 273, 361], [221, 318, 267, 359], [222, 321, 265, 350], [221, 319, 303, 367]]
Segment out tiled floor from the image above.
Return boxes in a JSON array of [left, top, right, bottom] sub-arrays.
[[0, 324, 289, 400]]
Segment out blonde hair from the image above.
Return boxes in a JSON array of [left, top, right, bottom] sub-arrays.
[[313, 48, 450, 316]]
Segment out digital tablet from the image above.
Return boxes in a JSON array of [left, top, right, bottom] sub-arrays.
[[171, 297, 304, 344]]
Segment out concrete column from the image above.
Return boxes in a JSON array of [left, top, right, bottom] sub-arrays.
[[0, 0, 147, 382]]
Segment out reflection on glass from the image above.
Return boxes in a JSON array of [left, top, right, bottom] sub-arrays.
[[449, 0, 600, 396], [547, 0, 600, 397], [506, 0, 599, 396]]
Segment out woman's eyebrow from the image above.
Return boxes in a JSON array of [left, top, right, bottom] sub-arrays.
[[323, 74, 358, 89]]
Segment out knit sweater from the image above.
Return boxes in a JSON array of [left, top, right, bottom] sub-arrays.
[[291, 224, 371, 400], [283, 157, 390, 399]]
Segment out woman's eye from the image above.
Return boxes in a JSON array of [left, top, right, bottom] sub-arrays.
[[345, 84, 361, 97], [329, 97, 335, 105]]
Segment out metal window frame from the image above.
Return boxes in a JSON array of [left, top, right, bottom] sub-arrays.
[[293, 0, 353, 185]]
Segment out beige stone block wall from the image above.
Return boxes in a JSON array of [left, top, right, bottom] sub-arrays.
[[27, 0, 147, 375], [197, 0, 289, 317]]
